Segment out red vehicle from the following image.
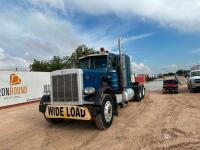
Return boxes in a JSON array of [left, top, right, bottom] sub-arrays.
[[163, 77, 178, 94], [135, 75, 146, 84]]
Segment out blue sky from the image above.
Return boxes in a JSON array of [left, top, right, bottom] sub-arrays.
[[0, 0, 200, 74]]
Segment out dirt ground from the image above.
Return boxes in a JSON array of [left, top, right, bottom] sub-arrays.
[[1, 85, 200, 150]]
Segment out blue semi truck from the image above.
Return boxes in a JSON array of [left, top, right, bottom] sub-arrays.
[[39, 39, 145, 129]]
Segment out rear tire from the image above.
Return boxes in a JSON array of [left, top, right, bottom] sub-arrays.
[[134, 87, 142, 102], [94, 94, 114, 130], [141, 86, 145, 99]]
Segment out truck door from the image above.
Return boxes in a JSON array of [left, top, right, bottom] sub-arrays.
[[108, 56, 119, 91]]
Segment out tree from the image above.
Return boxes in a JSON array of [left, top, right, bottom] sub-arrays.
[[68, 45, 96, 67], [168, 72, 175, 76], [30, 59, 50, 72], [176, 70, 184, 75], [49, 56, 64, 71], [176, 69, 189, 76], [30, 45, 96, 72]]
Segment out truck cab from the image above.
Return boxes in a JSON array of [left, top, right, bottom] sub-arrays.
[[78, 53, 120, 92], [39, 42, 145, 130]]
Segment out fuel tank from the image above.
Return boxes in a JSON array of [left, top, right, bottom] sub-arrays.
[[122, 88, 134, 101]]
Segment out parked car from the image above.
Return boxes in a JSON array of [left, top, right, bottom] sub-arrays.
[[163, 77, 178, 94], [187, 70, 200, 93]]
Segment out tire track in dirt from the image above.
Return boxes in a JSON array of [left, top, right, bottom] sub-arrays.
[[132, 88, 197, 150], [149, 94, 182, 128], [140, 87, 200, 150], [71, 132, 100, 150], [157, 140, 200, 150], [116, 93, 152, 128]]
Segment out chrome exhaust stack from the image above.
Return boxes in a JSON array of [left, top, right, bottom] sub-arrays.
[[118, 38, 134, 103], [118, 38, 127, 89]]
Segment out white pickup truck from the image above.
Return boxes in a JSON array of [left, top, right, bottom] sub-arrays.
[[187, 70, 200, 92]]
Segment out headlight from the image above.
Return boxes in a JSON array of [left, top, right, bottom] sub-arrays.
[[84, 87, 95, 95]]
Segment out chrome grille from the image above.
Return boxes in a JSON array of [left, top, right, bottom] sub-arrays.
[[195, 79, 200, 83], [52, 74, 79, 102]]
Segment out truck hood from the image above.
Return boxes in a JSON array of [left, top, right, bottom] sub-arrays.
[[82, 69, 107, 90]]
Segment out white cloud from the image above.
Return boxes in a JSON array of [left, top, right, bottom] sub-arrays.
[[165, 64, 179, 72], [0, 8, 101, 69], [0, 48, 30, 70], [25, 52, 30, 56], [168, 64, 178, 68], [123, 33, 153, 43], [3, 0, 195, 71], [29, 0, 65, 11], [0, 48, 6, 60], [85, 32, 153, 52], [131, 61, 152, 74], [64, 0, 200, 33], [160, 64, 194, 73], [0, 9, 82, 61], [0, 3, 153, 70]]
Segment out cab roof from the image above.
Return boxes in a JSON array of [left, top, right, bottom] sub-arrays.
[[79, 52, 116, 60]]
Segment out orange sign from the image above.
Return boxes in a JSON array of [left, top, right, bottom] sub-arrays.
[[0, 73, 27, 97], [10, 73, 22, 85]]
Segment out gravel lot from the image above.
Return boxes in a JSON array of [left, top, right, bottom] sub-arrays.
[[0, 84, 200, 150]]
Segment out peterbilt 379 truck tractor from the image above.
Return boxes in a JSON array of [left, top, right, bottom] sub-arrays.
[[39, 39, 145, 129]]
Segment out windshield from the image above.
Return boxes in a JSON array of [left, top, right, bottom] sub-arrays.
[[79, 58, 89, 69], [78, 56, 107, 69], [191, 71, 200, 77]]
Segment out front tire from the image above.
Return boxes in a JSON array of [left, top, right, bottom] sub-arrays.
[[94, 94, 114, 130]]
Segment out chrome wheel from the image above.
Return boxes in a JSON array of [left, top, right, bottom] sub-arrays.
[[104, 101, 113, 123], [94, 94, 114, 129]]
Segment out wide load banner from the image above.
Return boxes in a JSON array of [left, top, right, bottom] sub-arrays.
[[0, 71, 50, 107]]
